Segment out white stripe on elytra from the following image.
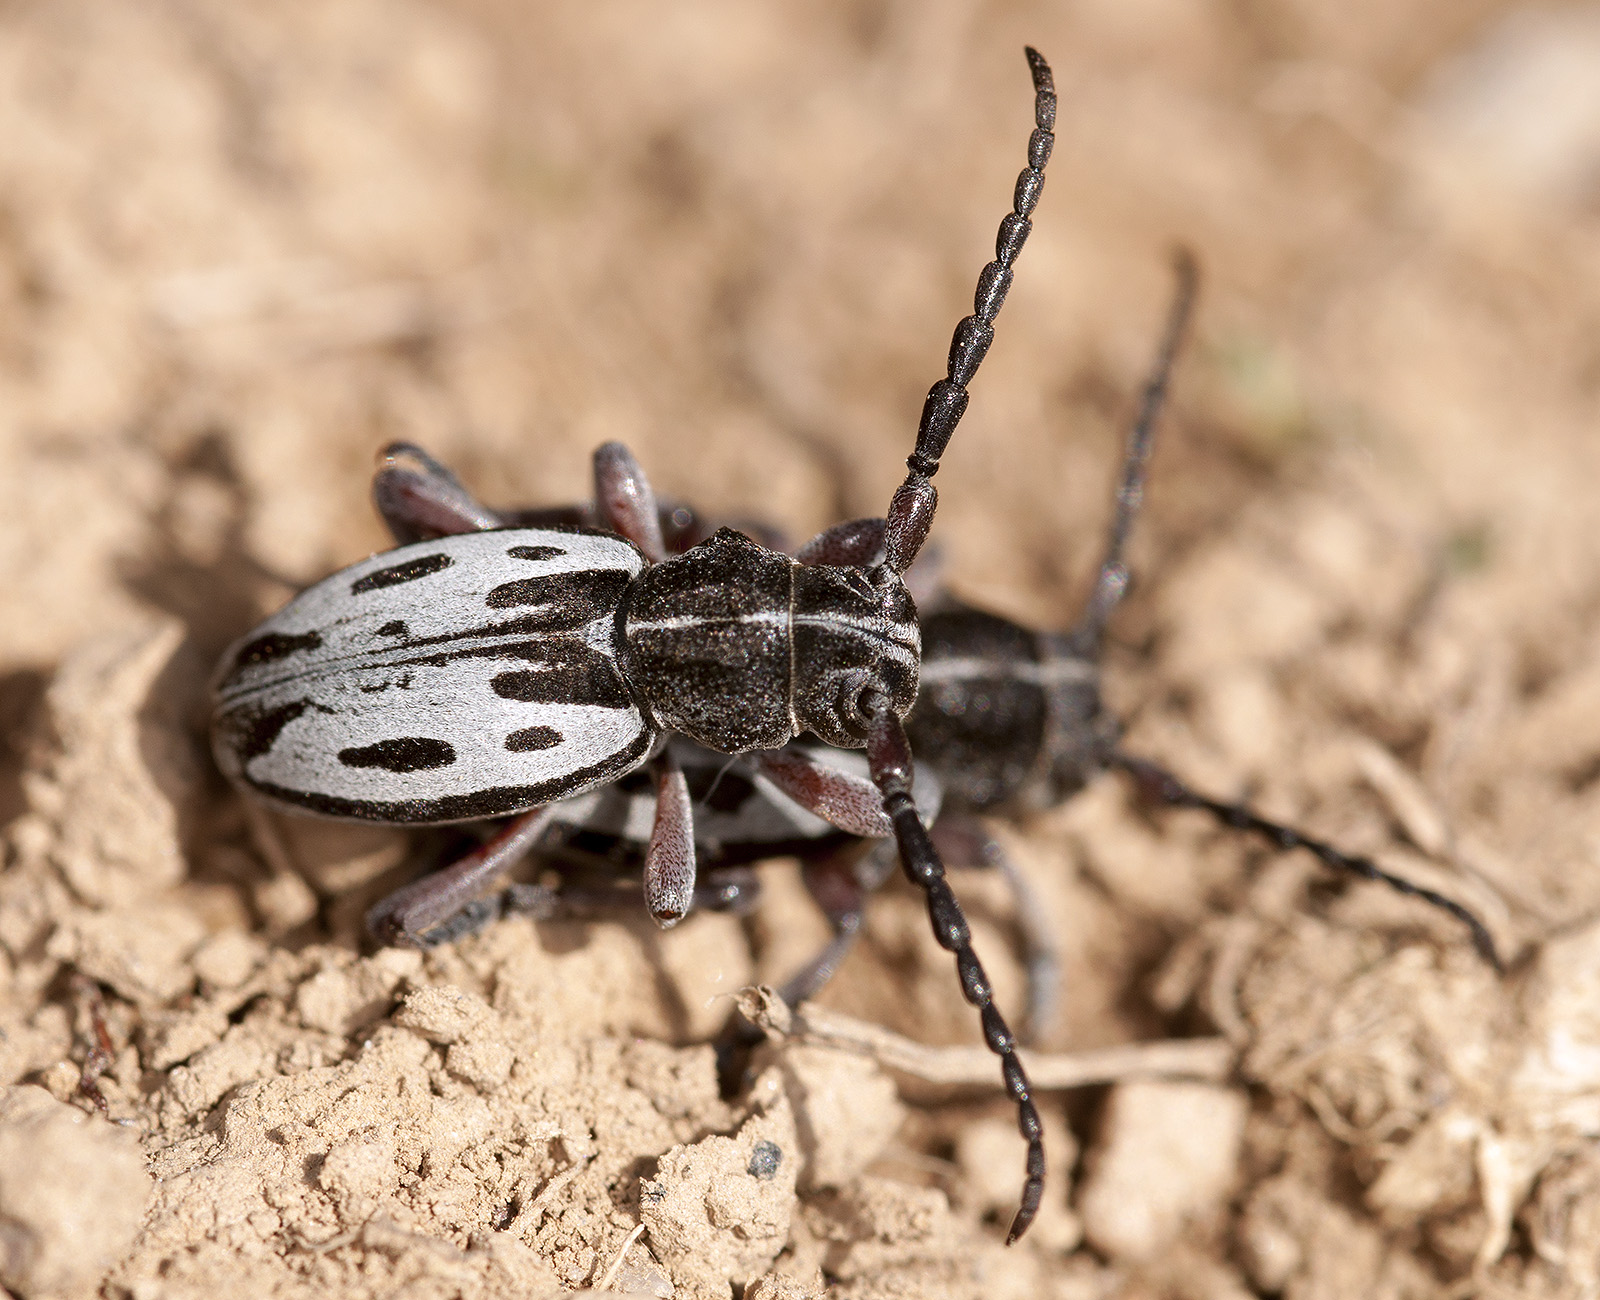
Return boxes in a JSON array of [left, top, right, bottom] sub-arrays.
[[220, 614, 627, 700]]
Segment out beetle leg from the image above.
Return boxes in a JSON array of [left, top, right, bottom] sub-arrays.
[[366, 805, 559, 946], [402, 866, 762, 947], [528, 865, 761, 920], [693, 866, 764, 916], [372, 442, 507, 541], [795, 518, 886, 568], [593, 441, 667, 562], [394, 882, 562, 947], [711, 845, 877, 1095], [752, 748, 894, 837], [643, 750, 697, 926], [931, 814, 1061, 1042], [792, 515, 947, 605], [498, 503, 595, 529], [776, 846, 873, 1005], [551, 865, 760, 917]]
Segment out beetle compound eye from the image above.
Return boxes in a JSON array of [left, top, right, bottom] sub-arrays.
[[843, 570, 878, 602]]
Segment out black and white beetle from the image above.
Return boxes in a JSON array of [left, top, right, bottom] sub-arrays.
[[390, 254, 1497, 1041], [333, 448, 948, 1014], [213, 47, 1057, 1242]]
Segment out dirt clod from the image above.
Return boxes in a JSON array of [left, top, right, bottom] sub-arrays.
[[640, 1095, 799, 1298], [1078, 1082, 1249, 1260], [0, 1085, 151, 1299]]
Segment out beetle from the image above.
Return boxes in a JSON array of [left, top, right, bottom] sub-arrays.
[[213, 46, 1057, 1242], [395, 253, 1497, 1042], [348, 445, 941, 997]]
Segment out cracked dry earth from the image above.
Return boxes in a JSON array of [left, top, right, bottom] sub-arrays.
[[3, 1, 1600, 1298]]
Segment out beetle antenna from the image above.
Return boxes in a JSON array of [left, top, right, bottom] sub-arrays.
[[1072, 250, 1199, 656], [1110, 752, 1502, 970], [864, 696, 1045, 1242], [884, 47, 1056, 575]]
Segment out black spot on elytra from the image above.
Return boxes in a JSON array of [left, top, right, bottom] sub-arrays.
[[507, 544, 566, 562], [337, 737, 456, 773], [221, 698, 312, 763], [484, 569, 632, 630], [351, 552, 452, 594], [505, 725, 562, 752], [376, 620, 409, 637], [489, 644, 631, 709], [232, 630, 323, 669]]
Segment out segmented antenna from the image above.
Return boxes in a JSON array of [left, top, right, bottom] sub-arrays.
[[1072, 250, 1199, 656], [865, 701, 1046, 1243], [862, 48, 1059, 1244], [1111, 753, 1502, 969], [883, 47, 1057, 575]]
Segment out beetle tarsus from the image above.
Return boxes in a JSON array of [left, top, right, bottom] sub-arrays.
[[643, 751, 697, 926], [365, 807, 560, 946], [373, 441, 507, 541]]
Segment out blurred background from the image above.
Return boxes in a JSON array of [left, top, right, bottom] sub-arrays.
[[3, 1, 1600, 1296]]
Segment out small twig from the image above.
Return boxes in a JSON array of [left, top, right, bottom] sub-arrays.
[[1354, 740, 1539, 932], [72, 973, 116, 1116], [594, 1222, 647, 1292], [734, 987, 1234, 1089], [501, 1155, 590, 1239], [299, 1226, 362, 1256]]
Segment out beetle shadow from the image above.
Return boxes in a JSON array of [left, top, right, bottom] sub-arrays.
[[116, 429, 281, 666], [532, 911, 695, 1045], [110, 430, 319, 913], [0, 667, 46, 830]]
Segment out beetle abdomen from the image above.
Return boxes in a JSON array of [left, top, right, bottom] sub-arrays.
[[906, 606, 1053, 811], [211, 528, 655, 823]]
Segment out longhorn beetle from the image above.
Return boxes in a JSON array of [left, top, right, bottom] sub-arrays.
[[353, 446, 946, 994], [370, 254, 1499, 1048], [212, 47, 1057, 1242]]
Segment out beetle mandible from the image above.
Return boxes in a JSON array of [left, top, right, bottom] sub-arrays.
[[212, 47, 1059, 1242]]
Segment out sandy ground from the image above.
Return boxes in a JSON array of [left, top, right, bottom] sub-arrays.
[[3, 1, 1600, 1296]]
